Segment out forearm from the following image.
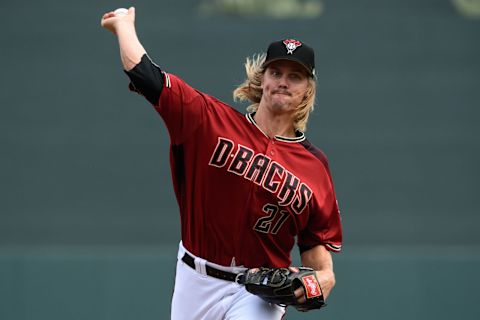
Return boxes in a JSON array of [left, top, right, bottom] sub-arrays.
[[301, 245, 336, 299], [101, 7, 146, 71], [115, 21, 146, 71]]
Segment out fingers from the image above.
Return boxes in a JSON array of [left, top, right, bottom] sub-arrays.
[[101, 6, 134, 22], [101, 7, 136, 32], [100, 11, 115, 28], [289, 267, 307, 304], [294, 287, 307, 304], [102, 12, 115, 20]]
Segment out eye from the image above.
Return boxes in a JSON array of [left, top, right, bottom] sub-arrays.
[[289, 73, 302, 81], [270, 70, 281, 77]]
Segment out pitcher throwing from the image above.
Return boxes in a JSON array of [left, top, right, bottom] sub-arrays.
[[101, 6, 343, 319]]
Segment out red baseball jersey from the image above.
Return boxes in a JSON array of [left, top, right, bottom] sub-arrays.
[[151, 73, 342, 268]]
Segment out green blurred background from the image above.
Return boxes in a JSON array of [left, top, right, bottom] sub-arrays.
[[1, 0, 479, 319]]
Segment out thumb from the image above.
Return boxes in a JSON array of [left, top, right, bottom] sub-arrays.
[[128, 6, 135, 21]]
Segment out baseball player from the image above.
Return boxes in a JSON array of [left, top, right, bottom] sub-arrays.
[[101, 7, 342, 320]]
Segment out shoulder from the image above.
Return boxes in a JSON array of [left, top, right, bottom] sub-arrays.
[[299, 139, 330, 170], [163, 73, 236, 107]]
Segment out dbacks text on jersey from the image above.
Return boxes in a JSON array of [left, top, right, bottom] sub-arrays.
[[208, 137, 313, 215]]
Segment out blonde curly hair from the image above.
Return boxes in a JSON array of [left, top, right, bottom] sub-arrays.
[[233, 53, 316, 132]]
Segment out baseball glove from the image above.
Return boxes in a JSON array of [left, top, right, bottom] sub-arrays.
[[240, 267, 325, 312]]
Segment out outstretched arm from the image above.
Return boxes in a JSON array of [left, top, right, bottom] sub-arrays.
[[100, 7, 146, 71], [101, 7, 164, 105]]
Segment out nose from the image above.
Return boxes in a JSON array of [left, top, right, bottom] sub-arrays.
[[277, 75, 288, 88]]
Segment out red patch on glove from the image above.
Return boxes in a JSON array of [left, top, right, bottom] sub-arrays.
[[301, 275, 321, 298]]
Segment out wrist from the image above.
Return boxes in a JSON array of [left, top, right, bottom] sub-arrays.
[[315, 270, 335, 299], [114, 20, 136, 35]]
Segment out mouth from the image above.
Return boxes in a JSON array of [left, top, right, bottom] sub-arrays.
[[273, 91, 291, 96]]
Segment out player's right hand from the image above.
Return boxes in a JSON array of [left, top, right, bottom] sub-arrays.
[[101, 7, 135, 34]]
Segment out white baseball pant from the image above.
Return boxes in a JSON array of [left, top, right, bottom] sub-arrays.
[[171, 242, 286, 320]]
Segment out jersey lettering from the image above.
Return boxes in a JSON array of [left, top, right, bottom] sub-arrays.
[[209, 136, 312, 214], [278, 172, 300, 206], [227, 145, 254, 175], [245, 154, 271, 185], [292, 183, 313, 215], [263, 162, 284, 193], [209, 138, 234, 167]]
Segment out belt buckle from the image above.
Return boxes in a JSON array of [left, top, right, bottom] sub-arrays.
[[234, 272, 245, 284]]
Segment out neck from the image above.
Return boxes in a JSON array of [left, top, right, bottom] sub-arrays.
[[253, 107, 296, 138]]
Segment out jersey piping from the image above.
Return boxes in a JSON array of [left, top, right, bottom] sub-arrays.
[[245, 113, 306, 143]]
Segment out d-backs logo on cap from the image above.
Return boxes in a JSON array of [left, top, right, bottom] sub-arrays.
[[283, 39, 302, 54]]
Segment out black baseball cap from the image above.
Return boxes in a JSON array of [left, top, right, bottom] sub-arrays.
[[263, 39, 315, 77]]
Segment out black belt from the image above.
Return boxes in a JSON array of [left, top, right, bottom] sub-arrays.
[[181, 252, 244, 283]]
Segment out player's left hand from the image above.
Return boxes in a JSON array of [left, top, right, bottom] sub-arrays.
[[291, 267, 309, 304], [294, 286, 307, 304], [242, 266, 325, 312], [293, 269, 332, 304]]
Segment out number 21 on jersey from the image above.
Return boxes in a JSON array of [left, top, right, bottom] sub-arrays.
[[253, 203, 290, 234]]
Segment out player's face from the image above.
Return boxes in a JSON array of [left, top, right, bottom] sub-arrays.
[[261, 60, 310, 114]]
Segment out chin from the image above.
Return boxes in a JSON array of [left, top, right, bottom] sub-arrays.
[[270, 104, 294, 115], [271, 97, 290, 108]]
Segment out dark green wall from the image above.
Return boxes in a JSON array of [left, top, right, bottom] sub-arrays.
[[1, 0, 479, 319], [1, 0, 479, 246]]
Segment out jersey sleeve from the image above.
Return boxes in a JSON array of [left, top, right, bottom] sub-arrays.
[[298, 163, 343, 254], [125, 54, 210, 145], [154, 73, 210, 145], [125, 54, 164, 106]]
